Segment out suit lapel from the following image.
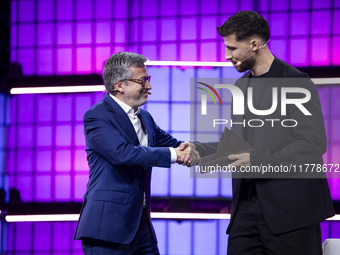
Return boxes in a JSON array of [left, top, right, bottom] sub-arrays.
[[139, 110, 154, 147], [102, 93, 139, 146]]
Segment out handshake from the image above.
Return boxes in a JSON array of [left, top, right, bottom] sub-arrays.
[[174, 142, 200, 167]]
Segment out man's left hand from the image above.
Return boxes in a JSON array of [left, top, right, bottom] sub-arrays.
[[228, 153, 250, 167]]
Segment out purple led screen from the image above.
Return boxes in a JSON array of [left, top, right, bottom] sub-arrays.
[[10, 0, 340, 75], [3, 67, 340, 203], [3, 220, 340, 255]]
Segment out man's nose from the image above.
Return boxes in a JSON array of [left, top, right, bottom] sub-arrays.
[[145, 80, 151, 90], [225, 49, 232, 61]]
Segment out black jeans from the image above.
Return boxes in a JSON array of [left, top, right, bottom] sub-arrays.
[[228, 195, 322, 255]]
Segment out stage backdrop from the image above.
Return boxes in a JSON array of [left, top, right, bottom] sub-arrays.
[[2, 0, 340, 254]]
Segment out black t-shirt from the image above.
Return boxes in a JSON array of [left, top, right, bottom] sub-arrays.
[[243, 60, 278, 147]]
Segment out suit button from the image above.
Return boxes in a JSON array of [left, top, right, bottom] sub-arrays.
[[139, 199, 143, 203]]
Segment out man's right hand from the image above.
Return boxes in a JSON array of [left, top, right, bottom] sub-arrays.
[[175, 142, 200, 167]]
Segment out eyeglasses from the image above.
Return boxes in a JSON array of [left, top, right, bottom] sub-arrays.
[[121, 76, 151, 87]]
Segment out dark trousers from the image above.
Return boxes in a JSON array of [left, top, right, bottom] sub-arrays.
[[227, 195, 322, 255], [81, 209, 159, 255]]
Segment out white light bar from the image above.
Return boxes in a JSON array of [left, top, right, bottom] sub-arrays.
[[10, 85, 106, 95], [6, 214, 80, 222], [151, 212, 231, 220], [5, 213, 340, 222], [145, 60, 233, 67], [311, 78, 340, 84]]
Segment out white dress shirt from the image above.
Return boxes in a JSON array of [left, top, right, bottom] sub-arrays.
[[110, 95, 178, 207], [110, 94, 177, 162]]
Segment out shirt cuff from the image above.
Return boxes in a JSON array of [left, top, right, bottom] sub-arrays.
[[169, 147, 177, 163]]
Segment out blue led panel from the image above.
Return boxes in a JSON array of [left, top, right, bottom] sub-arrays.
[[56, 95, 72, 121], [36, 126, 52, 147], [180, 43, 197, 61], [201, 42, 217, 61], [96, 22, 111, 44], [196, 178, 219, 197], [270, 39, 287, 62], [18, 24, 34, 47], [36, 150, 52, 172], [74, 174, 88, 201], [57, 23, 73, 45], [292, 0, 309, 9], [56, 125, 72, 147], [160, 44, 177, 60], [270, 13, 288, 36], [151, 168, 169, 196], [77, 23, 92, 44], [170, 164, 194, 196], [312, 0, 331, 8], [290, 39, 309, 66], [96, 47, 110, 72], [151, 220, 167, 254], [37, 49, 53, 75], [312, 11, 331, 35], [194, 221, 217, 254], [57, 0, 73, 20], [142, 45, 157, 61], [181, 18, 197, 40], [147, 103, 169, 131], [37, 24, 53, 45], [19, 0, 34, 22], [55, 174, 71, 200], [95, 0, 111, 19], [75, 94, 92, 121], [37, 95, 53, 122], [142, 20, 157, 41], [55, 150, 71, 172], [168, 221, 192, 254], [291, 12, 309, 36], [172, 68, 193, 101], [161, 19, 177, 41], [57, 48, 73, 74], [221, 178, 233, 197], [76, 47, 92, 73], [114, 21, 127, 43], [76, 0, 92, 20], [171, 104, 190, 131], [35, 175, 52, 201], [141, 0, 158, 17], [148, 67, 170, 101], [311, 37, 330, 66], [240, 0, 254, 10], [33, 222, 51, 250], [38, 0, 53, 21], [161, 0, 177, 16], [270, 0, 288, 10], [201, 0, 217, 14], [333, 36, 340, 66]]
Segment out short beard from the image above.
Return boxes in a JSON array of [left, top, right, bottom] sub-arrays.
[[124, 94, 147, 109], [235, 55, 256, 73]]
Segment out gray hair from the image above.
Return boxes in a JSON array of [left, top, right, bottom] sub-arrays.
[[103, 52, 147, 95]]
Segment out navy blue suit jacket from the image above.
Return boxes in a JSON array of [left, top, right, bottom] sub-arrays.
[[74, 93, 181, 244]]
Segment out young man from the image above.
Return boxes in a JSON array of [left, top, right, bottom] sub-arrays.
[[194, 11, 334, 254], [74, 52, 194, 255]]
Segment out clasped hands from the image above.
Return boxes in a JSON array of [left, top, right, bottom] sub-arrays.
[[174, 142, 200, 167], [173, 143, 251, 168]]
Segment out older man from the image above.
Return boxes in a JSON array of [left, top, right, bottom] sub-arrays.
[[74, 52, 193, 255]]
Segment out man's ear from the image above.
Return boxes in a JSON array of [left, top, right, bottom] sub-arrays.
[[250, 38, 260, 52], [114, 81, 124, 93]]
